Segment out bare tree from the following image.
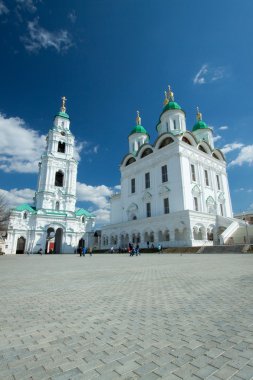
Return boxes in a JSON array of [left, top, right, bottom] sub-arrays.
[[0, 193, 10, 233]]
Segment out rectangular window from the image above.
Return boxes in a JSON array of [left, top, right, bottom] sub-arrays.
[[173, 120, 177, 130], [145, 172, 150, 189], [220, 204, 224, 216], [216, 175, 221, 190], [194, 197, 198, 211], [146, 202, 151, 217], [161, 165, 168, 183], [164, 198, 170, 214], [131, 178, 135, 193], [191, 164, 196, 182], [204, 170, 209, 186]]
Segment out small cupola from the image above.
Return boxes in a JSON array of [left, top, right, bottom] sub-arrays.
[[192, 107, 214, 148], [128, 111, 149, 154], [157, 85, 186, 136], [53, 96, 70, 131]]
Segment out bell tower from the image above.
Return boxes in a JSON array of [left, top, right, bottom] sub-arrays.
[[34, 97, 78, 212]]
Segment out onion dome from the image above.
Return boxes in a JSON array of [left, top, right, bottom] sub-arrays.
[[192, 107, 209, 131], [56, 96, 69, 119], [129, 111, 149, 136], [162, 85, 182, 113]]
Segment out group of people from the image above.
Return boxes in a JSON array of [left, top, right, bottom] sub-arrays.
[[78, 247, 93, 257], [128, 243, 140, 256]]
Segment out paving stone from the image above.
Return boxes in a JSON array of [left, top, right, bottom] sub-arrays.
[[0, 254, 253, 380], [195, 364, 218, 379], [234, 365, 253, 380], [214, 364, 239, 379], [133, 361, 158, 376]]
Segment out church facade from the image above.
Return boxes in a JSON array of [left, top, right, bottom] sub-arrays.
[[101, 87, 234, 249], [6, 99, 95, 254]]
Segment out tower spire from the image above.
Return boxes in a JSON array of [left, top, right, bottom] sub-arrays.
[[163, 90, 169, 106], [61, 96, 67, 113], [168, 85, 174, 101], [136, 110, 141, 125], [196, 106, 202, 121]]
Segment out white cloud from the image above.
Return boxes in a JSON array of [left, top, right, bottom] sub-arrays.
[[0, 188, 34, 207], [21, 18, 72, 53], [193, 64, 226, 85], [193, 64, 208, 84], [235, 188, 253, 193], [76, 182, 122, 225], [219, 125, 229, 130], [16, 0, 38, 13], [229, 145, 253, 167], [221, 142, 244, 155], [92, 208, 111, 225], [0, 113, 46, 173], [0, 0, 8, 15], [213, 135, 222, 143], [77, 182, 113, 209], [93, 145, 99, 154]]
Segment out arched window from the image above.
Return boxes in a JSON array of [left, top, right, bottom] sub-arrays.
[[23, 212, 27, 220], [182, 136, 192, 145], [126, 157, 136, 166], [141, 148, 153, 158], [198, 145, 206, 153], [55, 171, 64, 187], [58, 141, 65, 153], [55, 201, 60, 211], [159, 137, 174, 149], [82, 216, 85, 223]]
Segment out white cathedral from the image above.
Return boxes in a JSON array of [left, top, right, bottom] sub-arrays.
[[100, 86, 239, 249], [6, 98, 95, 254]]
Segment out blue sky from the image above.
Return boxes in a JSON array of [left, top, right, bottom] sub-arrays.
[[0, 0, 253, 224]]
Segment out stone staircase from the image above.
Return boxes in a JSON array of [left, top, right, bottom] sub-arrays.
[[198, 244, 252, 254]]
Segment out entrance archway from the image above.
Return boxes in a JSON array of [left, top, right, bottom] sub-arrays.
[[55, 228, 63, 254], [46, 227, 55, 253], [16, 237, 26, 254]]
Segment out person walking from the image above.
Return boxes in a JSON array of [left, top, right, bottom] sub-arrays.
[[82, 247, 86, 257], [89, 247, 93, 256]]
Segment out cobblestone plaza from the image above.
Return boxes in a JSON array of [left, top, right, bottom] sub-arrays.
[[0, 254, 253, 380]]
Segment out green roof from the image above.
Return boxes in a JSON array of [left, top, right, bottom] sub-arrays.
[[163, 101, 182, 112], [75, 208, 94, 218], [56, 111, 70, 119], [129, 125, 149, 136], [192, 120, 209, 132], [14, 204, 36, 213]]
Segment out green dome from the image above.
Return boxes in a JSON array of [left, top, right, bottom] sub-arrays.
[[192, 120, 208, 132], [163, 101, 182, 112], [56, 111, 70, 119], [129, 125, 148, 136]]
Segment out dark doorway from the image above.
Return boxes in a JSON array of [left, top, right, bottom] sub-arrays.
[[16, 237, 26, 254], [55, 228, 63, 254]]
